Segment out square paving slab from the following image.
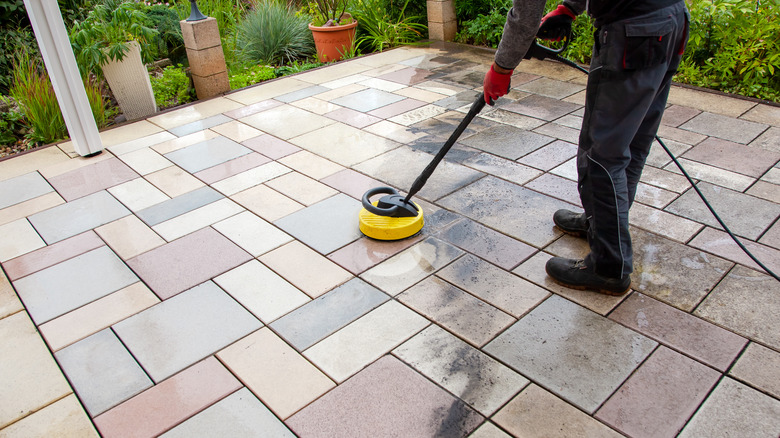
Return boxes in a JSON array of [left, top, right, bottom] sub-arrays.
[[286, 355, 484, 438], [274, 193, 363, 255], [484, 295, 657, 413], [393, 325, 529, 416]]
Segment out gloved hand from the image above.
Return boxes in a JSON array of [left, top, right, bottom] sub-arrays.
[[537, 4, 575, 41], [483, 64, 512, 105]]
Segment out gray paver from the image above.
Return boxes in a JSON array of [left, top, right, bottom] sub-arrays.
[[113, 281, 262, 382], [665, 182, 780, 240], [274, 193, 363, 254], [167, 114, 234, 137], [28, 191, 130, 244], [393, 325, 528, 416], [160, 388, 295, 438], [694, 265, 780, 350], [55, 329, 152, 416], [164, 136, 251, 174], [679, 111, 768, 144], [135, 186, 223, 226], [438, 176, 576, 247], [460, 125, 554, 160], [0, 172, 53, 210], [271, 278, 389, 350], [484, 295, 657, 413], [631, 227, 733, 311], [14, 246, 138, 324]]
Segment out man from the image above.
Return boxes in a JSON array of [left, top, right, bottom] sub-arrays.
[[484, 0, 689, 295]]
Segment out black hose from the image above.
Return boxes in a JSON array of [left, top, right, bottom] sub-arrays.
[[655, 136, 780, 282]]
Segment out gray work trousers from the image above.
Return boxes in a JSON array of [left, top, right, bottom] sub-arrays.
[[578, 1, 689, 278]]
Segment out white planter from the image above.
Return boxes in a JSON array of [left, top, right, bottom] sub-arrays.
[[102, 41, 157, 120]]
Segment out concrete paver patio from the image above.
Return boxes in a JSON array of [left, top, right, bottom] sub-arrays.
[[1, 41, 779, 437]]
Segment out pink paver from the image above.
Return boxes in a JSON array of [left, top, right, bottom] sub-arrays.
[[93, 357, 241, 438]]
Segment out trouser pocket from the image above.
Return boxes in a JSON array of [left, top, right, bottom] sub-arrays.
[[623, 18, 675, 70]]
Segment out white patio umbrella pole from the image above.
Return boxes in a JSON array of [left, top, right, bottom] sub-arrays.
[[23, 0, 103, 157]]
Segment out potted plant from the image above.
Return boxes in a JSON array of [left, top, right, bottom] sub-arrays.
[[307, 0, 358, 62], [70, 0, 159, 120]]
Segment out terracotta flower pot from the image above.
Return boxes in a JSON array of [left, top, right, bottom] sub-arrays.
[[308, 20, 358, 62]]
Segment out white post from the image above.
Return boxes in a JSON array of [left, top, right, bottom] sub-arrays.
[[23, 0, 103, 157]]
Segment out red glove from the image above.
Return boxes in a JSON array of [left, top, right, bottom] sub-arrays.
[[538, 4, 575, 41], [483, 64, 512, 105]]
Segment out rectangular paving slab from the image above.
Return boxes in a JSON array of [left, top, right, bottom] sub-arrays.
[[28, 191, 130, 244], [54, 328, 153, 416], [438, 176, 576, 247], [113, 281, 262, 382], [13, 246, 138, 324], [271, 278, 389, 351]]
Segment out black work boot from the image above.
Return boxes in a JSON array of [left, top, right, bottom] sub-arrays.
[[553, 209, 588, 237], [545, 257, 631, 296]]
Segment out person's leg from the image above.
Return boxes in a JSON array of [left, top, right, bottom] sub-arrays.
[[548, 2, 688, 292]]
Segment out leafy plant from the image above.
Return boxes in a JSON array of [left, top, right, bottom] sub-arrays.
[[308, 0, 352, 26], [0, 27, 39, 95], [10, 54, 109, 145], [676, 0, 779, 101], [236, 0, 315, 65], [0, 103, 25, 146], [351, 0, 427, 52], [229, 64, 277, 89], [274, 60, 325, 76], [170, 0, 248, 40], [455, 6, 507, 47], [10, 54, 68, 144], [69, 0, 159, 76], [142, 4, 186, 63], [150, 65, 194, 109]]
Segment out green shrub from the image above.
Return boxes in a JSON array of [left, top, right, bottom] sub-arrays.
[[69, 0, 159, 76], [236, 0, 315, 65], [274, 60, 325, 76], [229, 64, 277, 89], [352, 0, 427, 52], [0, 104, 25, 146], [142, 4, 186, 63], [455, 6, 508, 47], [0, 27, 39, 95], [150, 66, 194, 109], [677, 0, 779, 101]]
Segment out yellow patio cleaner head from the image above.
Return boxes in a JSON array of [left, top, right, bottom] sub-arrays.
[[358, 95, 487, 241], [359, 187, 424, 240]]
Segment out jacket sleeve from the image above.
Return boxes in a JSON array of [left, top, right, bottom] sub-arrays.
[[494, 0, 584, 70], [563, 0, 586, 15]]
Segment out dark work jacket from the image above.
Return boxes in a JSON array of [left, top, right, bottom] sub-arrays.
[[567, 0, 681, 27], [494, 0, 683, 70]]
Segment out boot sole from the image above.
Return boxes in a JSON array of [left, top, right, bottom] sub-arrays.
[[555, 226, 587, 238], [548, 276, 631, 296]]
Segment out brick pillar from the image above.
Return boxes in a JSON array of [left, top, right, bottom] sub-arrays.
[[180, 17, 230, 100], [427, 0, 457, 41]]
